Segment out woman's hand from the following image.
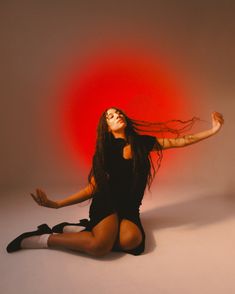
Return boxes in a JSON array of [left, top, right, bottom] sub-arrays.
[[211, 111, 224, 133], [30, 188, 59, 209]]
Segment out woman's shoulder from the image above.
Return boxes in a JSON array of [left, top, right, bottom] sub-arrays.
[[135, 134, 157, 152]]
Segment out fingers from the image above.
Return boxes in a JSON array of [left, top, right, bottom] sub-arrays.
[[212, 111, 224, 125], [30, 192, 42, 206], [30, 188, 48, 206], [37, 188, 48, 202]]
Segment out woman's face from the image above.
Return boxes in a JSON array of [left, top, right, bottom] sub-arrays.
[[105, 108, 127, 133]]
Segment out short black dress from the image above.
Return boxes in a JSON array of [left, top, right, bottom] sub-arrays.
[[79, 134, 158, 255]]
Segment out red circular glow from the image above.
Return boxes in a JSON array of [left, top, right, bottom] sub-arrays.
[[58, 50, 190, 169]]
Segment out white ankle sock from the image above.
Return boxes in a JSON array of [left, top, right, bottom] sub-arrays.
[[63, 225, 84, 233], [21, 234, 50, 249]]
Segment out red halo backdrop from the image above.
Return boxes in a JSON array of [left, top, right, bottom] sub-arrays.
[[57, 49, 192, 169]]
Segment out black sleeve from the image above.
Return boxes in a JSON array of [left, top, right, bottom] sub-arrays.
[[140, 135, 157, 152]]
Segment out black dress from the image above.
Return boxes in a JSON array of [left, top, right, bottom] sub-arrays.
[[79, 134, 158, 255]]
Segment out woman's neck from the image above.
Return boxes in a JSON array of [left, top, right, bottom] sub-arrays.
[[111, 131, 126, 140]]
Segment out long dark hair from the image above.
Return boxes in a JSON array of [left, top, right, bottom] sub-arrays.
[[88, 107, 200, 197]]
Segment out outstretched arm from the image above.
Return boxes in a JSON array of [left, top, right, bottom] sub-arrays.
[[155, 112, 224, 150], [31, 177, 96, 208]]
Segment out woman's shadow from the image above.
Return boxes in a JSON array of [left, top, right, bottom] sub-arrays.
[[141, 190, 235, 254]]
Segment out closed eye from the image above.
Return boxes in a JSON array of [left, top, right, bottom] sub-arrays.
[[106, 110, 122, 120], [107, 114, 114, 120]]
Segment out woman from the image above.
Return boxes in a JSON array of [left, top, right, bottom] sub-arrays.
[[6, 108, 224, 256]]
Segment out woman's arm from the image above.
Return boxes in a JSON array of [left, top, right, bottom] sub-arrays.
[[31, 177, 96, 208], [56, 184, 94, 208], [155, 112, 224, 150]]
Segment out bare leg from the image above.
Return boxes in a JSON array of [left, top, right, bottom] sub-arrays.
[[48, 213, 119, 257], [119, 219, 143, 250]]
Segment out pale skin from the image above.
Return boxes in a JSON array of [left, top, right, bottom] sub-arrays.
[[31, 109, 224, 256]]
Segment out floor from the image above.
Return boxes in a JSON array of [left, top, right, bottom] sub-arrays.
[[1, 184, 235, 294]]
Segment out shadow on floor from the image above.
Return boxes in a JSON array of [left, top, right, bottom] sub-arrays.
[[142, 191, 235, 254]]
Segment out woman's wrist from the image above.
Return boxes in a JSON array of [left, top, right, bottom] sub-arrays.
[[211, 125, 221, 135], [54, 200, 62, 209]]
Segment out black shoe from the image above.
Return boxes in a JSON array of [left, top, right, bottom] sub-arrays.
[[6, 224, 52, 253], [52, 219, 89, 233]]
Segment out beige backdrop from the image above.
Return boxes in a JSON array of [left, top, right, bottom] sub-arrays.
[[1, 2, 235, 294], [0, 1, 234, 195]]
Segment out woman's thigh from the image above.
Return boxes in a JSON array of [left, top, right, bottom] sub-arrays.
[[91, 213, 119, 249], [119, 219, 143, 248]]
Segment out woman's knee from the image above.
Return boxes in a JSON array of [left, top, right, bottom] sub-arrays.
[[87, 239, 113, 257], [119, 232, 143, 251], [88, 213, 119, 256]]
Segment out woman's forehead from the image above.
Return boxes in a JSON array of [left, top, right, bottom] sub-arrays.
[[106, 108, 119, 115]]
